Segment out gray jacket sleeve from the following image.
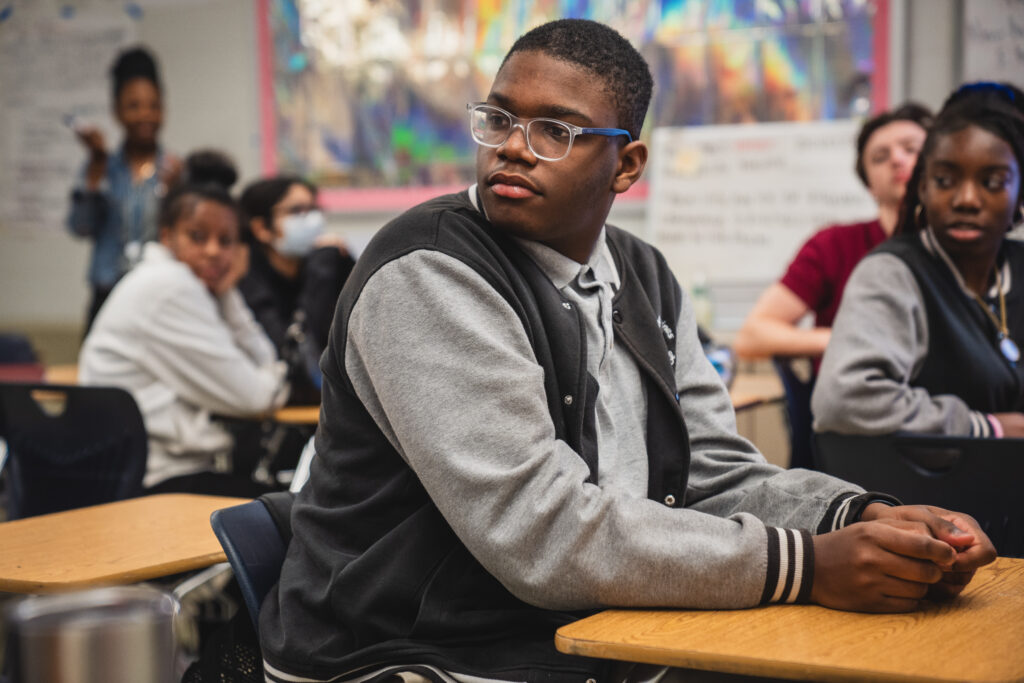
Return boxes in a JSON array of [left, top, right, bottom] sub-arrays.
[[812, 253, 987, 436], [344, 250, 861, 612]]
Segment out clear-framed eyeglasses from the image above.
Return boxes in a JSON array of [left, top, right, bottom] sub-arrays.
[[466, 102, 632, 162]]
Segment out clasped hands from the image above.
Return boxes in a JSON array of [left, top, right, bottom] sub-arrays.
[[811, 503, 997, 613]]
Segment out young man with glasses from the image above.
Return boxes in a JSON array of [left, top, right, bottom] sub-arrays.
[[260, 19, 994, 683]]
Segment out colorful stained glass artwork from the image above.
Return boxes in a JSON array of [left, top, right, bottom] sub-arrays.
[[262, 0, 882, 191]]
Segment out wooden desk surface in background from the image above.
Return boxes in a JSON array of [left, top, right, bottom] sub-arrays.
[[273, 405, 320, 425], [0, 493, 248, 593], [556, 557, 1024, 683], [729, 372, 783, 412], [43, 363, 79, 385]]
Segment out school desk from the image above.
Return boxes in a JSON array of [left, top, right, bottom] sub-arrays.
[[272, 405, 320, 425], [0, 494, 249, 593], [43, 363, 79, 385], [729, 372, 784, 412], [555, 556, 1024, 683]]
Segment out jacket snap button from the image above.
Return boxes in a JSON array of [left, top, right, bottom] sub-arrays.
[[563, 395, 573, 406], [562, 301, 572, 310], [612, 309, 623, 324], [664, 494, 676, 506]]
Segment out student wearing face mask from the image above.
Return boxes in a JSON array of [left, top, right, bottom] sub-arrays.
[[238, 177, 356, 404]]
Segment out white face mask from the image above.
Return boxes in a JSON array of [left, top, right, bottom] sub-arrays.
[[276, 210, 325, 257]]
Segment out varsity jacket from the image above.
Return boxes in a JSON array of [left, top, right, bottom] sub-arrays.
[[814, 231, 1024, 437], [260, 190, 870, 683]]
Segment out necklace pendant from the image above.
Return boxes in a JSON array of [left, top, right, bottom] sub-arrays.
[[999, 335, 1020, 364]]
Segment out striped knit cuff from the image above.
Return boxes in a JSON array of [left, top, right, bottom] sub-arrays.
[[817, 492, 903, 534], [760, 527, 814, 605], [970, 411, 993, 437], [987, 414, 1004, 438]]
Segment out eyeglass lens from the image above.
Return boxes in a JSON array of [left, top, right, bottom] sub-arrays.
[[470, 106, 572, 160]]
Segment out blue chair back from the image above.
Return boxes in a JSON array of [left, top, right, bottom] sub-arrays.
[[210, 492, 294, 630], [772, 357, 816, 470], [0, 382, 147, 519], [0, 334, 37, 364], [815, 432, 1024, 557]]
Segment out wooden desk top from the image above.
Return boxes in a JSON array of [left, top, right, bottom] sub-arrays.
[[43, 363, 79, 385], [0, 494, 249, 594], [273, 405, 320, 425], [555, 557, 1024, 683], [729, 372, 783, 412]]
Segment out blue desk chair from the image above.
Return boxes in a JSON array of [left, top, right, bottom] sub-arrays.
[[815, 432, 1024, 557], [210, 491, 294, 630], [0, 382, 147, 519]]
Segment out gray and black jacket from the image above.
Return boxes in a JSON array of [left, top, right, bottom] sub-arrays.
[[260, 190, 871, 683], [814, 231, 1024, 437]]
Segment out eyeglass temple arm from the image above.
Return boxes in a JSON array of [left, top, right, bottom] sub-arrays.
[[580, 127, 633, 142]]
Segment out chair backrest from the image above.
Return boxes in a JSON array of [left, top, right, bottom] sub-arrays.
[[0, 334, 38, 364], [772, 357, 816, 470], [210, 491, 294, 630], [815, 432, 1024, 557], [0, 382, 147, 519]]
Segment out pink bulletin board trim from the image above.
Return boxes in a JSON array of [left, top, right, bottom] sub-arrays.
[[871, 0, 890, 113], [256, 0, 277, 175]]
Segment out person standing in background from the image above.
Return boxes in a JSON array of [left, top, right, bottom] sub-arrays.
[[67, 45, 182, 332], [238, 177, 355, 405], [734, 103, 933, 362]]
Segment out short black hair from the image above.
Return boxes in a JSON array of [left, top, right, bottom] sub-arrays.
[[110, 46, 161, 102], [855, 102, 934, 187], [238, 176, 318, 244], [501, 19, 653, 141], [897, 82, 1024, 234]]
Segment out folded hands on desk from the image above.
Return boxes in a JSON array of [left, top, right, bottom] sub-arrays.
[[811, 503, 996, 613]]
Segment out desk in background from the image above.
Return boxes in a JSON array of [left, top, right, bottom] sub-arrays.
[[0, 493, 248, 593], [729, 371, 783, 412], [273, 405, 320, 425], [555, 556, 1024, 683], [43, 364, 79, 385]]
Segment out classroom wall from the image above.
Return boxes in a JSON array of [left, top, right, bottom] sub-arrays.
[[0, 0, 967, 341]]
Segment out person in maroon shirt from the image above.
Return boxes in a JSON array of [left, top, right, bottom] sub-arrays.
[[735, 103, 934, 360]]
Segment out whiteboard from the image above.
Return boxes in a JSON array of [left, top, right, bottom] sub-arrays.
[[647, 119, 878, 287], [962, 0, 1024, 83], [0, 6, 134, 234]]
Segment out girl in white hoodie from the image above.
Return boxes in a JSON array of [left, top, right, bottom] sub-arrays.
[[80, 175, 289, 494]]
